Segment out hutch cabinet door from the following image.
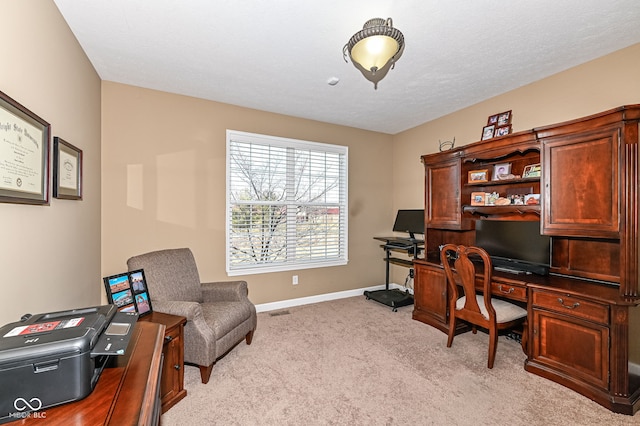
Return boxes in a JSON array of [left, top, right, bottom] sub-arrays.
[[541, 127, 620, 238], [413, 263, 448, 331], [529, 288, 610, 391], [161, 324, 183, 408], [425, 157, 464, 229], [530, 308, 610, 391]]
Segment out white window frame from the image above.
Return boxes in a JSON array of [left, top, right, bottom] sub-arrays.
[[226, 130, 348, 276]]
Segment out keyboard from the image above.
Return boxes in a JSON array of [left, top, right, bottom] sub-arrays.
[[385, 242, 413, 249], [494, 266, 530, 275]]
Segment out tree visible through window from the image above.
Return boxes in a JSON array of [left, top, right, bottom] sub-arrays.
[[226, 130, 348, 275]]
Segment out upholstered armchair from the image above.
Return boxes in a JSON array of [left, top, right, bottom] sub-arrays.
[[127, 248, 257, 384]]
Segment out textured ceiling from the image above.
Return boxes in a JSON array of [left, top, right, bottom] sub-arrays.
[[53, 0, 640, 134]]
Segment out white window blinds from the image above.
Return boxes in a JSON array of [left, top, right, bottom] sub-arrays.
[[226, 130, 348, 275]]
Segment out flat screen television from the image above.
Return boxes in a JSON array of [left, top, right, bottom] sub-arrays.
[[474, 220, 550, 275], [393, 209, 425, 239]]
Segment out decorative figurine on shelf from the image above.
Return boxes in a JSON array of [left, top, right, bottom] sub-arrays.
[[485, 192, 499, 205], [439, 137, 455, 152]]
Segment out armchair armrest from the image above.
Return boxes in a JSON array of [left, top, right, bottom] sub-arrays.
[[151, 300, 202, 321], [201, 280, 248, 303]]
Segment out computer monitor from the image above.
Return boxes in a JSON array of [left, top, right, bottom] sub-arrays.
[[392, 209, 425, 240], [474, 220, 550, 275]]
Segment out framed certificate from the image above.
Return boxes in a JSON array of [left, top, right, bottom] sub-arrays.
[[53, 137, 82, 200], [0, 90, 50, 205]]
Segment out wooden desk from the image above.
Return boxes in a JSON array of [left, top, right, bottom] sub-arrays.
[[13, 321, 165, 426], [413, 258, 639, 415]]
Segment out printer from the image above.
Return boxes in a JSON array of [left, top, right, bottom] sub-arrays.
[[0, 305, 137, 423]]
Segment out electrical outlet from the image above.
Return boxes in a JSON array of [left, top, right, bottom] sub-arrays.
[[292, 275, 299, 285]]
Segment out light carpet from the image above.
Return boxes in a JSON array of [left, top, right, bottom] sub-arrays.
[[161, 296, 638, 425]]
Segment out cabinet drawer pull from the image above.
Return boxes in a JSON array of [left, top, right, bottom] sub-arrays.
[[557, 298, 580, 309], [174, 364, 181, 370], [498, 285, 514, 294], [164, 335, 174, 343]]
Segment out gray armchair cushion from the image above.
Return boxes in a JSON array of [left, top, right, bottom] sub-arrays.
[[201, 280, 248, 302], [202, 301, 254, 337], [128, 248, 202, 303]]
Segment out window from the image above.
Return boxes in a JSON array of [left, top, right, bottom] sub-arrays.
[[226, 130, 348, 275]]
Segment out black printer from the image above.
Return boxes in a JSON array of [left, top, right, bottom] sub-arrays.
[[0, 305, 137, 423]]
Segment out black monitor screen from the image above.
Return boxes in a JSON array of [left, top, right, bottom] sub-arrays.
[[474, 220, 550, 273], [393, 209, 425, 238]]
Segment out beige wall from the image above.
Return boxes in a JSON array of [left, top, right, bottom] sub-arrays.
[[391, 42, 640, 358], [0, 0, 102, 325], [101, 82, 394, 305]]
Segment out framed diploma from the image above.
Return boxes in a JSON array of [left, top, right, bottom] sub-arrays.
[[0, 90, 50, 205], [53, 137, 82, 200]]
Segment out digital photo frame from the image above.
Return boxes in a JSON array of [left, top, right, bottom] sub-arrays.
[[103, 269, 153, 317]]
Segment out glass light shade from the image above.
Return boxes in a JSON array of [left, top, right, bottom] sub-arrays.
[[350, 35, 399, 73], [343, 18, 404, 87]]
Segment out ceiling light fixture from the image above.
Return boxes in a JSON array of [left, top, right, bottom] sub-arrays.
[[343, 18, 404, 89]]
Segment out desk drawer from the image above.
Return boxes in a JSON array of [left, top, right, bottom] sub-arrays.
[[491, 282, 527, 301], [532, 290, 609, 324]]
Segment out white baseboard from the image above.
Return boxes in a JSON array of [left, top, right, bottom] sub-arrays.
[[630, 362, 640, 376], [255, 282, 413, 313]]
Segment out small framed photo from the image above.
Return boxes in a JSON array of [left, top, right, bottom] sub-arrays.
[[471, 192, 486, 206], [524, 194, 541, 205], [492, 163, 511, 180], [510, 194, 525, 205], [468, 169, 489, 183], [487, 114, 499, 125], [497, 110, 512, 126], [103, 269, 153, 317], [494, 125, 511, 137], [53, 137, 82, 200], [523, 163, 541, 178], [481, 124, 495, 141]]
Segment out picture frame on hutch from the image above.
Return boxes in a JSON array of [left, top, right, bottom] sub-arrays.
[[471, 192, 486, 206], [494, 125, 512, 137], [481, 125, 495, 141], [468, 169, 489, 183], [523, 163, 541, 178], [492, 163, 511, 181], [0, 90, 50, 205], [53, 137, 82, 200], [497, 110, 512, 126]]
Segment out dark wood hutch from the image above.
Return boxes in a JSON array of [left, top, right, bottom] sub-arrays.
[[413, 105, 640, 415]]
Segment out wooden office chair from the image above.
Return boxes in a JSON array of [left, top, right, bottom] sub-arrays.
[[440, 244, 527, 368]]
